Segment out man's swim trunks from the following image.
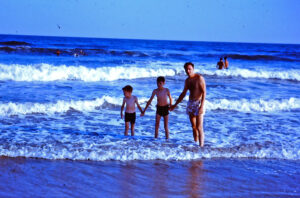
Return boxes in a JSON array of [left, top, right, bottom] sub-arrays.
[[156, 105, 169, 117], [186, 100, 205, 116], [125, 112, 136, 124]]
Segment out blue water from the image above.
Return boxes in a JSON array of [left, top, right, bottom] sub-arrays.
[[0, 34, 299, 161]]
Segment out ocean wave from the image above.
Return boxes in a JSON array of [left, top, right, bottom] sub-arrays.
[[1, 44, 298, 61], [0, 46, 150, 57], [206, 98, 300, 112], [1, 63, 300, 82], [199, 68, 300, 81], [1, 97, 298, 116], [0, 63, 178, 81], [0, 139, 298, 161], [0, 41, 31, 46], [225, 54, 298, 62]]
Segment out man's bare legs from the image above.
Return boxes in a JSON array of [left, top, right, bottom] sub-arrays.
[[196, 114, 204, 147], [163, 115, 169, 139], [189, 114, 204, 147], [131, 123, 135, 136], [125, 122, 129, 136], [189, 114, 198, 142], [155, 114, 161, 138]]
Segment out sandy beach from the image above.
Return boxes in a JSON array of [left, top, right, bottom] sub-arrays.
[[0, 157, 299, 197]]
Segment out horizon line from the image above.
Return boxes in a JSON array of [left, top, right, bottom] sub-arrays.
[[0, 33, 299, 45]]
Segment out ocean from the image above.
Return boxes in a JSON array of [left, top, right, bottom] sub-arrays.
[[0, 34, 299, 197]]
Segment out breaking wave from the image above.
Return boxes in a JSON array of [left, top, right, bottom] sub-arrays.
[[1, 97, 299, 116], [199, 68, 300, 81], [1, 63, 300, 81], [0, 63, 178, 81]]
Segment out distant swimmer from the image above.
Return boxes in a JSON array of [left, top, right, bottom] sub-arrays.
[[170, 62, 206, 147], [79, 50, 86, 55], [56, 49, 60, 56], [217, 57, 224, 70], [224, 56, 229, 69]]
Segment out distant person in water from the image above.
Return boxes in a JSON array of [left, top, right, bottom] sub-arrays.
[[121, 85, 143, 136], [56, 49, 60, 56], [170, 62, 206, 147], [224, 56, 229, 69], [142, 76, 172, 139], [217, 57, 224, 70]]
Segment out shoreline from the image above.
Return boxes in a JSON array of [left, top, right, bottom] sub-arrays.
[[0, 157, 299, 197]]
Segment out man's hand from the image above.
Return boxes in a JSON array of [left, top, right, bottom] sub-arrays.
[[169, 105, 176, 111], [140, 111, 145, 116], [198, 107, 204, 115]]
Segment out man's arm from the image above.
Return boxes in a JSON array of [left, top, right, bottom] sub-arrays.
[[142, 90, 156, 115], [121, 98, 125, 119], [170, 81, 188, 111], [199, 76, 206, 114]]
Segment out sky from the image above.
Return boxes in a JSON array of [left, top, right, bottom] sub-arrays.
[[0, 0, 299, 44]]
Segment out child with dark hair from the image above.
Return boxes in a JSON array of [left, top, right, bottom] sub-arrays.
[[142, 76, 172, 139], [121, 85, 143, 136]]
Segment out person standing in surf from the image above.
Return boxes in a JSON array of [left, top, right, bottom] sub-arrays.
[[121, 85, 143, 136], [142, 76, 172, 139], [217, 57, 224, 70], [224, 56, 229, 69], [169, 62, 206, 147]]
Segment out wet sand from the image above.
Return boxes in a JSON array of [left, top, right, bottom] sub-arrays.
[[0, 157, 299, 197]]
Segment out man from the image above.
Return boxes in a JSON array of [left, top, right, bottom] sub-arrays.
[[170, 62, 206, 147], [217, 57, 224, 70]]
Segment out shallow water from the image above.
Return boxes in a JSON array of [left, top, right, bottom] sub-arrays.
[[0, 34, 299, 196]]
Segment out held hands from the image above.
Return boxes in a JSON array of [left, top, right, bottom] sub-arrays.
[[140, 110, 145, 116], [169, 105, 176, 111]]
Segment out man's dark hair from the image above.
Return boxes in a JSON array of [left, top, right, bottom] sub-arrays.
[[122, 85, 133, 92], [220, 57, 223, 60], [224, 56, 227, 60], [157, 76, 165, 83], [184, 62, 194, 70]]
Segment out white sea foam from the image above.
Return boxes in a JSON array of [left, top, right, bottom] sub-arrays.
[[0, 63, 178, 82], [0, 139, 298, 161], [198, 68, 300, 81], [1, 97, 299, 116], [1, 63, 300, 81], [205, 98, 300, 112]]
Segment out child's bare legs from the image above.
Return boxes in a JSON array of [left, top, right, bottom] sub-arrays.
[[163, 115, 169, 139], [155, 114, 161, 138], [131, 123, 135, 136], [124, 122, 130, 136]]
